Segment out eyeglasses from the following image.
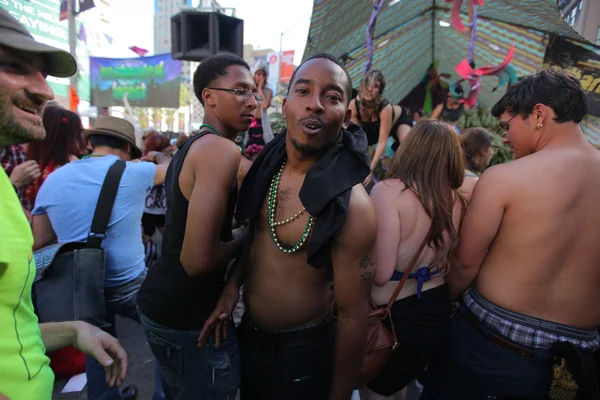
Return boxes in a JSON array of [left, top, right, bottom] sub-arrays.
[[209, 87, 263, 102], [496, 115, 516, 138]]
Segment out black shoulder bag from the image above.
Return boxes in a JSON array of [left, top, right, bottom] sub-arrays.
[[34, 160, 126, 327]]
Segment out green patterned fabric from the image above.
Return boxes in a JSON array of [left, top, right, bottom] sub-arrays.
[[303, 0, 600, 144]]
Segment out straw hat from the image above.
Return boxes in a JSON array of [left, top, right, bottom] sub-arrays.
[[83, 116, 142, 159]]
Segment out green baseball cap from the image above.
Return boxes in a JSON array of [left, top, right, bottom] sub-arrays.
[[0, 8, 77, 78]]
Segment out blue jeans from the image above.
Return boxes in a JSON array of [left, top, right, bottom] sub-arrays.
[[422, 307, 551, 399], [140, 312, 240, 400], [86, 270, 167, 400]]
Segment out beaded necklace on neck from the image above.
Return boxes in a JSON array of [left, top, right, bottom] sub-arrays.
[[81, 154, 108, 159], [267, 160, 314, 253], [199, 123, 222, 137]]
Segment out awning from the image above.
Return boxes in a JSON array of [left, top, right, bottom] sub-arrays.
[[303, 0, 600, 143]]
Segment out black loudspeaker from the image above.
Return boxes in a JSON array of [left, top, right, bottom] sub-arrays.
[[171, 12, 244, 61]]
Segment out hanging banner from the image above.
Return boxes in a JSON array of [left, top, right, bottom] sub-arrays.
[[267, 52, 280, 93], [90, 54, 182, 108], [280, 50, 295, 84], [542, 36, 600, 118]]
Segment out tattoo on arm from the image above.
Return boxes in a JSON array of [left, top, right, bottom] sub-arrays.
[[360, 271, 374, 285], [358, 254, 375, 270]]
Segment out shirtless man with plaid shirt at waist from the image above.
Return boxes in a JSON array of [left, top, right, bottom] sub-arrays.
[[423, 69, 600, 399]]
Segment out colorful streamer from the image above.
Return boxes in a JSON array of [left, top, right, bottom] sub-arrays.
[[445, 0, 485, 32], [455, 44, 516, 107], [364, 0, 385, 74]]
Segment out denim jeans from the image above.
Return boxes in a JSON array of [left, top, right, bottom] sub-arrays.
[[421, 307, 551, 400], [237, 313, 335, 400], [86, 269, 167, 400], [140, 312, 240, 400]]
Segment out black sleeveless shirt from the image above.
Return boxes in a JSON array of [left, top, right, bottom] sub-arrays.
[[355, 98, 390, 146], [440, 103, 465, 123], [138, 131, 237, 330]]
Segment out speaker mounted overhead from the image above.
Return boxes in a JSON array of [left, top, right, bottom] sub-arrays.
[[171, 11, 244, 62]]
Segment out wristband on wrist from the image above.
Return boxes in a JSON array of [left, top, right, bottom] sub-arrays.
[[153, 153, 161, 164]]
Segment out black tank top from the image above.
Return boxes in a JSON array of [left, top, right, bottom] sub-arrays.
[[138, 131, 237, 330], [440, 103, 465, 123], [355, 98, 390, 146]]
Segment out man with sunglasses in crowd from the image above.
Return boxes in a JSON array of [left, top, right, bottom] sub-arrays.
[[424, 69, 600, 398], [138, 54, 259, 399]]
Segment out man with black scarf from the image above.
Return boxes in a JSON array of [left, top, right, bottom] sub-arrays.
[[199, 53, 377, 400]]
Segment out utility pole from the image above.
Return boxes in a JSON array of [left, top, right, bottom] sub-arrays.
[[68, 0, 78, 94]]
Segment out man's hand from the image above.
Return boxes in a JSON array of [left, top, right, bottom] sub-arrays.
[[72, 322, 128, 388], [141, 151, 161, 163], [198, 286, 239, 349], [256, 75, 265, 90], [10, 160, 40, 189], [362, 172, 373, 187]]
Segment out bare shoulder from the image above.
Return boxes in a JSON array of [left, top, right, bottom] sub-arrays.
[[381, 103, 393, 115], [460, 175, 478, 203], [371, 179, 405, 201], [188, 135, 241, 168], [340, 184, 377, 240]]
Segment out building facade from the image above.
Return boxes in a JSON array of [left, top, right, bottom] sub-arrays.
[[559, 0, 600, 45]]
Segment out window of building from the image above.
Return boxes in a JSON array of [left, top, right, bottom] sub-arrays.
[[596, 26, 600, 45], [566, 0, 583, 26]]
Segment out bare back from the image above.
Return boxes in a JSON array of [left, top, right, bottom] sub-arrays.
[[474, 144, 600, 328], [371, 180, 465, 305]]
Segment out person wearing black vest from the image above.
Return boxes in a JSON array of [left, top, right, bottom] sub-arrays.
[[198, 53, 377, 400], [138, 55, 258, 400]]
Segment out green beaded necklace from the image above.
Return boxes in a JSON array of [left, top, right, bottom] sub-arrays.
[[82, 154, 107, 159], [199, 123, 222, 137], [268, 160, 314, 253]]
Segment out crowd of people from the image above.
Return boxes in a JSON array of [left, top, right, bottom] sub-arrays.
[[1, 6, 600, 400]]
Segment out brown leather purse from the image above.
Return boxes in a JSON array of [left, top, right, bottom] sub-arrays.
[[356, 225, 433, 388]]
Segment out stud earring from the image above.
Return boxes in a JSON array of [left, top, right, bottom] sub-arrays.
[[536, 121, 543, 129]]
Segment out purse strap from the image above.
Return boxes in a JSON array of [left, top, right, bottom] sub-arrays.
[[384, 224, 434, 311], [86, 160, 126, 249]]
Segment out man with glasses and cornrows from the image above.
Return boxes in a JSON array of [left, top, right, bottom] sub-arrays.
[[138, 54, 259, 399]]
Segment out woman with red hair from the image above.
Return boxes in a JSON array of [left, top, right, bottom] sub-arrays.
[[26, 106, 87, 206]]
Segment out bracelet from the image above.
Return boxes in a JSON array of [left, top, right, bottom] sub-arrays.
[[153, 153, 161, 164]]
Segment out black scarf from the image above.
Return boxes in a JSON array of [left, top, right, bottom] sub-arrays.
[[236, 122, 371, 269]]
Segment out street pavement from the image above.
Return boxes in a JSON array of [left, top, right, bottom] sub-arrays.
[[52, 316, 421, 399]]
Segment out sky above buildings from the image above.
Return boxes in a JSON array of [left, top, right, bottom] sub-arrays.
[[108, 0, 313, 62]]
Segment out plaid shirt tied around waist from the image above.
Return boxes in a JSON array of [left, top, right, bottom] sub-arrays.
[[463, 288, 600, 352]]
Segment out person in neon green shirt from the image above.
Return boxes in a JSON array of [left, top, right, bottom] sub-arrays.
[[0, 8, 128, 400]]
